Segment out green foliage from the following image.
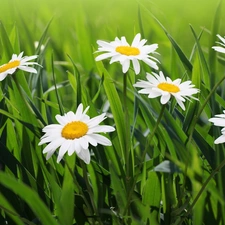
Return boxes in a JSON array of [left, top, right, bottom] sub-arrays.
[[1, 0, 225, 225]]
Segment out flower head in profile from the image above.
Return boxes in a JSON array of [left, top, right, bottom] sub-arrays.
[[209, 110, 225, 144], [133, 71, 200, 110], [95, 33, 159, 75], [212, 34, 225, 54], [39, 103, 115, 164], [0, 52, 40, 81]]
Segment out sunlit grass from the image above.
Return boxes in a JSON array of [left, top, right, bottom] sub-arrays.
[[1, 0, 225, 224]]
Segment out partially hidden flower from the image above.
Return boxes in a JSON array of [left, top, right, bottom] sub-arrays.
[[212, 34, 225, 54], [95, 33, 159, 75], [209, 111, 225, 144], [39, 103, 115, 164], [133, 71, 200, 110], [34, 41, 45, 51], [0, 52, 40, 81]]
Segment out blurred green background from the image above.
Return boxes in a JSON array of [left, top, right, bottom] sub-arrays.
[[0, 0, 224, 72]]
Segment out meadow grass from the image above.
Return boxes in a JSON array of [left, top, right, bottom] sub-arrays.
[[1, 0, 225, 224]]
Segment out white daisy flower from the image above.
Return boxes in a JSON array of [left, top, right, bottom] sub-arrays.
[[133, 71, 200, 110], [39, 103, 115, 164], [0, 52, 40, 81], [95, 33, 159, 75], [209, 110, 225, 144], [212, 34, 225, 54]]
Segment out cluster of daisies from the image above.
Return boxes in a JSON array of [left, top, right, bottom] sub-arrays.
[[1, 33, 225, 164]]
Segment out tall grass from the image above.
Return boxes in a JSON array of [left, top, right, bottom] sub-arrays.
[[1, 0, 225, 224]]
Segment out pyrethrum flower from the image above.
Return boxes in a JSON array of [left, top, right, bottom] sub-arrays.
[[95, 33, 159, 75], [0, 52, 39, 81], [212, 34, 225, 54], [209, 111, 225, 144], [133, 71, 200, 110], [39, 103, 115, 164]]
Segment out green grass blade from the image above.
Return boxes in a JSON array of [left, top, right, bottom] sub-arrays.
[[142, 172, 161, 225], [95, 60, 125, 171], [190, 25, 210, 87], [56, 155, 75, 225], [0, 21, 14, 60], [0, 193, 29, 225], [9, 25, 20, 54], [51, 52, 64, 115], [0, 172, 59, 225], [0, 109, 41, 137], [208, 0, 222, 87], [35, 19, 52, 55], [139, 6, 193, 74], [183, 54, 201, 136], [67, 54, 82, 106]]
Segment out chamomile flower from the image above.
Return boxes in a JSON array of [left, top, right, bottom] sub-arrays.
[[39, 103, 115, 164], [0, 52, 39, 81], [95, 33, 159, 75], [133, 71, 200, 110], [209, 111, 225, 144], [212, 34, 225, 54]]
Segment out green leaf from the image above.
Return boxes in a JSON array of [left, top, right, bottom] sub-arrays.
[[95, 60, 125, 173], [51, 52, 64, 115], [190, 25, 210, 87], [109, 162, 127, 211], [56, 155, 75, 225], [0, 21, 14, 60], [208, 0, 222, 86], [35, 19, 52, 55], [0, 193, 28, 225], [0, 172, 59, 225], [183, 54, 201, 135], [9, 25, 20, 54], [67, 54, 82, 106], [139, 7, 193, 74], [0, 108, 41, 137], [142, 172, 161, 225]]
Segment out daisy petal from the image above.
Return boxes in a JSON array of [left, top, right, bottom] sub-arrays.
[[133, 71, 199, 110], [132, 58, 140, 75], [214, 135, 225, 144], [0, 52, 40, 81], [39, 103, 115, 163], [18, 66, 37, 73], [88, 134, 112, 146], [95, 33, 159, 74], [160, 94, 171, 104], [121, 59, 130, 73], [212, 46, 225, 53], [77, 148, 91, 164]]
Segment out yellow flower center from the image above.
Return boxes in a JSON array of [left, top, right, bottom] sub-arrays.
[[157, 82, 180, 93], [115, 46, 140, 56], [61, 121, 88, 140], [0, 60, 20, 73]]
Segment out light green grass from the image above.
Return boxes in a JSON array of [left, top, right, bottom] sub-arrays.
[[0, 0, 225, 224]]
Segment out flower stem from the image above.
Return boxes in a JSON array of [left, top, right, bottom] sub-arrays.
[[123, 104, 166, 215], [123, 73, 131, 192], [80, 161, 104, 225], [142, 104, 166, 163], [65, 161, 93, 217]]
